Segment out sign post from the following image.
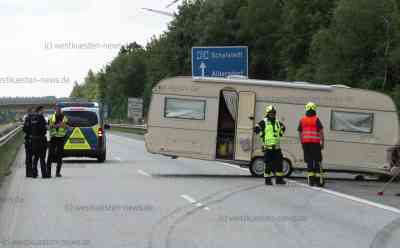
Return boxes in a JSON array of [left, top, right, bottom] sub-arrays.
[[192, 46, 248, 78]]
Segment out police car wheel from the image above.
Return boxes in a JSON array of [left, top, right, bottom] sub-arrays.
[[250, 157, 265, 177], [97, 152, 106, 163]]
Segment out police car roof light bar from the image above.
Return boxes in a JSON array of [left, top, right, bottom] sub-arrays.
[[56, 102, 99, 108]]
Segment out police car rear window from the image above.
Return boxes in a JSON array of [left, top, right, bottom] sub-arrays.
[[63, 111, 98, 127]]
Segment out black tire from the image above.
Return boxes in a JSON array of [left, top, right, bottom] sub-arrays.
[[250, 157, 293, 177], [97, 151, 106, 163], [249, 157, 265, 177], [378, 174, 392, 182], [282, 158, 293, 177]]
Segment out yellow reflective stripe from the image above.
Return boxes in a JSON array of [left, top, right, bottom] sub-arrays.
[[275, 172, 284, 177], [50, 114, 55, 123], [49, 114, 68, 124], [92, 125, 100, 137], [307, 172, 315, 177], [264, 172, 273, 178], [64, 143, 90, 150]]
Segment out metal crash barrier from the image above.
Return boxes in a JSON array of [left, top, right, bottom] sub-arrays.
[[0, 125, 22, 147]]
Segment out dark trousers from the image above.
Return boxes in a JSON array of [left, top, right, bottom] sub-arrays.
[[32, 138, 48, 178], [47, 137, 65, 176], [264, 148, 284, 177], [25, 141, 33, 177], [302, 143, 323, 178]]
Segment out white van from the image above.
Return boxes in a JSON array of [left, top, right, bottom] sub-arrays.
[[145, 76, 399, 177]]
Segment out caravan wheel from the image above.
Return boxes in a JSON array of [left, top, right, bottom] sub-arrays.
[[250, 157, 293, 178], [282, 158, 293, 177], [250, 157, 265, 177]]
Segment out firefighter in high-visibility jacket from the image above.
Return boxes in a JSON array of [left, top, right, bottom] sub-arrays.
[[254, 105, 286, 185], [47, 106, 68, 177], [298, 102, 325, 187]]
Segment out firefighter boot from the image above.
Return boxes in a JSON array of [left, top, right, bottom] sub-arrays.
[[265, 177, 273, 185], [275, 177, 287, 185], [316, 175, 325, 187], [308, 176, 316, 186]]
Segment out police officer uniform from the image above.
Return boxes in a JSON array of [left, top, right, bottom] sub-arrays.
[[22, 109, 34, 177], [47, 109, 68, 177], [30, 107, 48, 178], [255, 105, 286, 185], [298, 102, 325, 187]]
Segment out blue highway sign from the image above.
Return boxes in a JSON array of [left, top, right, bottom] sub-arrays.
[[192, 46, 248, 77]]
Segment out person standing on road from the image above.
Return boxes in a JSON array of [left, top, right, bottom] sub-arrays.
[[298, 102, 325, 187], [23, 107, 34, 178], [47, 105, 68, 178], [254, 105, 286, 185], [30, 106, 48, 178]]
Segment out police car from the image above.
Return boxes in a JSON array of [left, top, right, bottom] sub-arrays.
[[57, 102, 109, 162]]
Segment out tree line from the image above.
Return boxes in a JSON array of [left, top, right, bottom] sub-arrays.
[[70, 0, 400, 119]]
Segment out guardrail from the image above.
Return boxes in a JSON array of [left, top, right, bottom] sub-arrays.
[[0, 125, 22, 147]]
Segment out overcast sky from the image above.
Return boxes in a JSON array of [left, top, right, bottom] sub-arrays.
[[0, 0, 178, 97]]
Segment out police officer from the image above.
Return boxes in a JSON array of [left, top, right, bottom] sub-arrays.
[[255, 105, 286, 185], [30, 106, 48, 178], [22, 107, 34, 178], [298, 102, 325, 187], [47, 105, 68, 178]]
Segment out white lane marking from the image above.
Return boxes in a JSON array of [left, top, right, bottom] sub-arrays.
[[137, 169, 151, 177], [181, 194, 197, 203], [181, 194, 210, 210], [218, 162, 249, 172], [290, 181, 400, 214], [219, 161, 400, 214]]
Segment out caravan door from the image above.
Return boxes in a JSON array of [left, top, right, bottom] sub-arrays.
[[235, 91, 256, 161]]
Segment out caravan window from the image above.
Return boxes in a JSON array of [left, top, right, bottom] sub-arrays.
[[164, 98, 206, 120], [331, 111, 373, 133]]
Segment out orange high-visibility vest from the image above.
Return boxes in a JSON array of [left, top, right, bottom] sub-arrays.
[[300, 115, 321, 144]]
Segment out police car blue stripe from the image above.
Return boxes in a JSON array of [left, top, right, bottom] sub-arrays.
[[81, 127, 98, 150]]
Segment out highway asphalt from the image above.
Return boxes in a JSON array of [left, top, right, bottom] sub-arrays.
[[0, 131, 399, 248]]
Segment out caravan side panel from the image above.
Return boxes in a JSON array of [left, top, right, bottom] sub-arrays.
[[145, 79, 220, 160]]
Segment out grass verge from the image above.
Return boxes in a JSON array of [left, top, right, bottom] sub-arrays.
[[0, 131, 23, 182]]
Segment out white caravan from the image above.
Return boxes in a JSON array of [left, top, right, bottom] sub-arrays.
[[145, 76, 399, 177]]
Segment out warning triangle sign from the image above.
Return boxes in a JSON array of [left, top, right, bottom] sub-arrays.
[[64, 128, 91, 150]]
